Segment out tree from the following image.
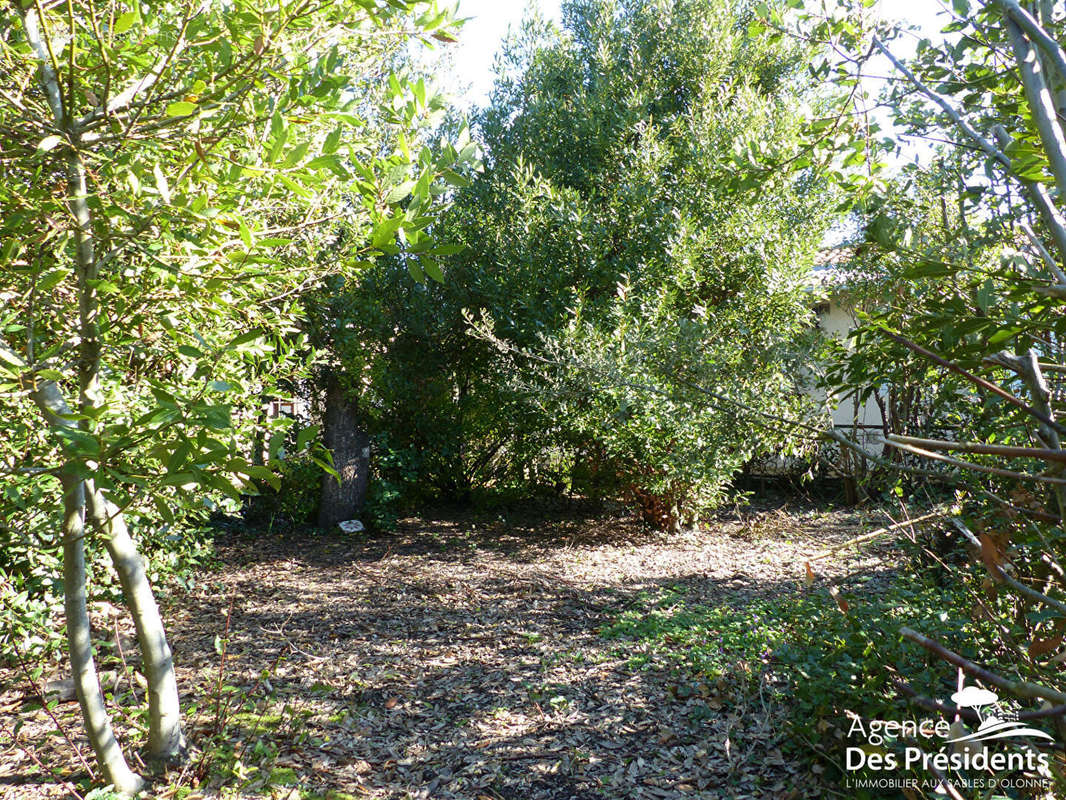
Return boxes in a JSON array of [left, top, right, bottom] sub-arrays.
[[772, 0, 1066, 761], [317, 370, 371, 528], [329, 0, 839, 528], [0, 0, 470, 791]]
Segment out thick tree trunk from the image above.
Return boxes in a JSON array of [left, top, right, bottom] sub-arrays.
[[86, 485, 186, 764], [318, 375, 370, 529], [61, 474, 144, 795]]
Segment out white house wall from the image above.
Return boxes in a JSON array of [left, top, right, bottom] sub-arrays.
[[815, 300, 885, 443]]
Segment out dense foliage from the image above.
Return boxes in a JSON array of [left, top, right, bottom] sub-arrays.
[[0, 0, 474, 787], [6, 0, 1066, 794], [323, 0, 838, 529], [0, 0, 471, 650], [755, 0, 1066, 786]]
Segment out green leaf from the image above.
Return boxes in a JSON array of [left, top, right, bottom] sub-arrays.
[[441, 169, 470, 188], [200, 405, 232, 430], [226, 330, 263, 349], [278, 174, 313, 198], [153, 496, 175, 523], [987, 328, 1016, 345], [385, 181, 415, 203], [166, 101, 197, 117], [37, 268, 70, 292], [422, 258, 444, 283], [306, 155, 350, 178], [245, 465, 281, 490], [323, 126, 343, 155], [312, 456, 339, 480], [0, 347, 25, 368], [113, 11, 138, 33], [37, 135, 63, 153], [280, 141, 310, 169], [296, 424, 319, 451], [238, 218, 253, 249], [153, 164, 172, 205], [167, 442, 192, 472], [371, 216, 404, 249], [268, 430, 286, 459]]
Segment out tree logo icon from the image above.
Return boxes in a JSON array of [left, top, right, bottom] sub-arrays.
[[946, 683, 1055, 744]]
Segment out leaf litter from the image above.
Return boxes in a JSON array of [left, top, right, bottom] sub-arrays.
[[0, 498, 900, 799]]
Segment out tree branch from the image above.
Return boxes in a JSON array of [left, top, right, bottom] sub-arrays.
[[1003, 16, 1066, 204], [901, 627, 1066, 705], [20, 2, 66, 124], [992, 0, 1066, 90], [886, 433, 1066, 465], [883, 437, 1066, 484], [876, 326, 1066, 435]]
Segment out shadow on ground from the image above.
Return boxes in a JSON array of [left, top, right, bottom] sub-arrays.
[[156, 500, 893, 799]]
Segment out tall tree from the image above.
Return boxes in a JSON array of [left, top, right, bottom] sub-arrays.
[[330, 0, 838, 527], [0, 0, 469, 791]]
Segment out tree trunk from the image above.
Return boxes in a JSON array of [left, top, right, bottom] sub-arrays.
[[318, 375, 370, 529], [86, 485, 186, 764], [61, 474, 145, 795], [18, 4, 172, 786]]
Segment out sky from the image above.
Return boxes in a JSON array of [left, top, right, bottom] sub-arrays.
[[445, 0, 562, 106], [445, 0, 951, 110]]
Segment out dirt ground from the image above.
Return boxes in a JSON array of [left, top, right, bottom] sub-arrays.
[[1, 498, 898, 800]]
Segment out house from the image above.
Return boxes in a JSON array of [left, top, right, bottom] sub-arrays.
[[745, 246, 887, 488], [809, 246, 886, 452]]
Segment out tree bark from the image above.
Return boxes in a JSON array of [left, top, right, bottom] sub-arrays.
[[86, 485, 186, 764], [60, 474, 144, 795], [318, 374, 370, 528]]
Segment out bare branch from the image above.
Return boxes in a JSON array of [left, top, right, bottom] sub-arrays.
[[901, 627, 1066, 704], [992, 0, 1066, 90], [806, 509, 948, 563], [20, 3, 65, 123], [883, 437, 1066, 484], [1003, 17, 1066, 205], [876, 326, 1066, 435], [873, 36, 1066, 262], [1020, 220, 1066, 285], [886, 433, 1066, 464]]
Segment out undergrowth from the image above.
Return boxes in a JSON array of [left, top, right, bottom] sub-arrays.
[[601, 560, 1059, 797]]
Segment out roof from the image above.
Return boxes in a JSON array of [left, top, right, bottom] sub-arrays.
[[809, 245, 859, 291]]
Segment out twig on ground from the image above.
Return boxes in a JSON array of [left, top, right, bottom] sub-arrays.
[[806, 509, 946, 562], [12, 648, 95, 780]]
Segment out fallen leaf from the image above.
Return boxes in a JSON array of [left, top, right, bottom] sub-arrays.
[[1029, 636, 1063, 659], [978, 533, 1005, 582], [828, 584, 849, 614]]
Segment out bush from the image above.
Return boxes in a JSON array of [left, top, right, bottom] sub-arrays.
[[0, 476, 216, 666], [317, 0, 837, 527]]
